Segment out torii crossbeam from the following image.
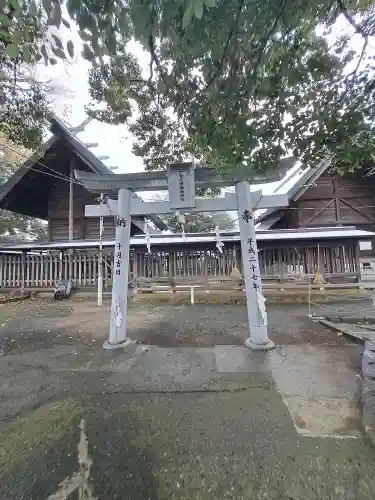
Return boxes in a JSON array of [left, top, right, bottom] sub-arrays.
[[76, 163, 289, 351]]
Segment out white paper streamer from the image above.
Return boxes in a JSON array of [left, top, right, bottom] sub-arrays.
[[176, 211, 187, 241], [144, 222, 151, 254], [176, 211, 186, 224], [257, 291, 267, 326], [114, 296, 123, 327], [215, 225, 224, 254]]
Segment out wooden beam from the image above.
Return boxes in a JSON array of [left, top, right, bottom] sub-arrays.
[[84, 193, 288, 217], [304, 199, 334, 225], [332, 175, 341, 224], [340, 197, 373, 221]]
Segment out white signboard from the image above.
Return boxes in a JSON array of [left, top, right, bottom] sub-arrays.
[[359, 241, 372, 251], [167, 163, 195, 209]]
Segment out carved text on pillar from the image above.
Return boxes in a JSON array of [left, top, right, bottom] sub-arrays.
[[116, 216, 127, 227], [242, 209, 253, 222], [115, 243, 122, 275], [247, 237, 260, 291]]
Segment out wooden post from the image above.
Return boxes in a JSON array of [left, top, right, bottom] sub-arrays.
[[21, 251, 25, 293], [98, 202, 104, 306], [68, 159, 74, 279], [69, 161, 74, 241], [59, 250, 64, 280], [354, 241, 361, 282], [204, 253, 209, 283], [132, 248, 138, 301]]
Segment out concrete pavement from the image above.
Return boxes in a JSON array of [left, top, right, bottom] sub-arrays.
[[0, 341, 374, 499]]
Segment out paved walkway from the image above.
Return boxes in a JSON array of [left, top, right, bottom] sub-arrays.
[[0, 338, 374, 499]]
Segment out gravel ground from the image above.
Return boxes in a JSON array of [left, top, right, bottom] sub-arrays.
[[0, 297, 355, 353]]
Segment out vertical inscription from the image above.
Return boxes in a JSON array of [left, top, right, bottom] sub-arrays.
[[247, 237, 260, 291], [116, 216, 127, 227], [178, 171, 185, 202], [115, 242, 122, 276]]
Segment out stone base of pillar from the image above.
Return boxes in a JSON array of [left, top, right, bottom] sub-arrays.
[[102, 338, 134, 351], [244, 338, 275, 351]]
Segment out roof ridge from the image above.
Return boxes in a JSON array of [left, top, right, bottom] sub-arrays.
[[256, 157, 332, 224]]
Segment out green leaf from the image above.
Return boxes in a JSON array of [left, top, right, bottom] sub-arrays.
[[67, 39, 74, 59], [9, 0, 21, 14], [6, 44, 20, 58], [51, 34, 63, 49], [193, 0, 204, 20], [78, 30, 91, 42], [51, 46, 66, 59], [41, 44, 48, 64], [23, 46, 32, 64], [82, 43, 95, 61], [0, 14, 11, 27], [30, 1, 39, 16], [48, 1, 62, 28], [42, 0, 51, 15], [62, 18, 71, 29], [203, 0, 216, 7], [118, 10, 129, 34], [182, 0, 194, 30]]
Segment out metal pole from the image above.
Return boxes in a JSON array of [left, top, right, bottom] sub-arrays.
[[104, 187, 132, 349], [235, 181, 275, 350]]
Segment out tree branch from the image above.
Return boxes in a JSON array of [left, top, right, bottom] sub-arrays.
[[336, 0, 368, 38], [350, 37, 368, 79], [148, 5, 171, 90], [333, 0, 370, 108]]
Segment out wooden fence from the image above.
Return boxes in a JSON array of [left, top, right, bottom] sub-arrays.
[[0, 253, 113, 289], [0, 242, 360, 289]]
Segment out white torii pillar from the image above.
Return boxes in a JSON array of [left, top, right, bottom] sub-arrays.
[[104, 188, 132, 349], [236, 181, 274, 350], [77, 164, 288, 351]]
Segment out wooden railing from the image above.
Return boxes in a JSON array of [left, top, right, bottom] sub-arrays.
[[0, 253, 113, 289], [0, 243, 360, 289]]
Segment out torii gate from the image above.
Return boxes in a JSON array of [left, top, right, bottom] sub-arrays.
[[75, 163, 288, 351]]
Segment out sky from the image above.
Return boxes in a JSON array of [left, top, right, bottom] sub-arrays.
[[35, 10, 371, 202]]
